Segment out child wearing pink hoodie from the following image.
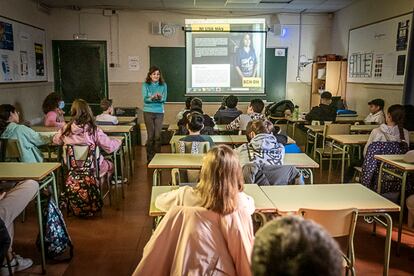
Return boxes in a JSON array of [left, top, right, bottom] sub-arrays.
[[53, 99, 121, 176], [42, 92, 65, 128]]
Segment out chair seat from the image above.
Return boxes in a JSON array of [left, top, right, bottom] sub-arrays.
[[315, 146, 348, 156], [354, 166, 362, 173]]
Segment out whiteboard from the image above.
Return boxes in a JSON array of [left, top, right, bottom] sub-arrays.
[[348, 13, 412, 84], [0, 15, 47, 83]]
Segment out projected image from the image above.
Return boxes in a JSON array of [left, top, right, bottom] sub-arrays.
[[186, 19, 266, 95]]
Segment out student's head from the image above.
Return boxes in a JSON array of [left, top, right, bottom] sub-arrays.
[[186, 112, 204, 134], [196, 145, 244, 215], [42, 92, 64, 114], [63, 99, 96, 136], [320, 91, 332, 105], [145, 66, 164, 85], [225, 95, 239, 109], [386, 104, 406, 142], [185, 96, 194, 109], [241, 33, 253, 49], [252, 216, 343, 276], [100, 98, 114, 114], [190, 97, 203, 112], [368, 98, 385, 114], [0, 104, 19, 135], [246, 120, 269, 141], [247, 99, 265, 114]]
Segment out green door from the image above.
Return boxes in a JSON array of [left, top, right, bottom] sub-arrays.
[[52, 40, 108, 114]]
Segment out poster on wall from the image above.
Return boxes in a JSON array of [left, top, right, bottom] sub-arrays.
[[0, 21, 14, 50], [0, 15, 47, 83]]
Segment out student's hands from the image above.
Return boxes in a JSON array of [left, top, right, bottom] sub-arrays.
[[0, 192, 6, 200]]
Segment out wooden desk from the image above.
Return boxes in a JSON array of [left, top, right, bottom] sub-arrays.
[[305, 124, 377, 133], [0, 162, 61, 274], [170, 135, 233, 146], [335, 116, 365, 123], [149, 184, 276, 217], [261, 183, 399, 276], [168, 124, 227, 132], [328, 134, 370, 183], [375, 154, 414, 254], [31, 126, 60, 133], [148, 153, 319, 185], [65, 116, 136, 125]]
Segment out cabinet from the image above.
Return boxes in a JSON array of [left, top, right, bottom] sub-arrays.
[[310, 61, 347, 108]]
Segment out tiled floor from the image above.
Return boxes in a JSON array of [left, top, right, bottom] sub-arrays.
[[12, 145, 414, 275]]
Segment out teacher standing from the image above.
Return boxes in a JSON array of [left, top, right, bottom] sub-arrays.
[[142, 66, 167, 162]]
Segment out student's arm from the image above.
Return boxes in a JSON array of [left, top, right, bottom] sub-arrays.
[[52, 128, 64, 145], [112, 116, 119, 125], [45, 111, 65, 128], [305, 107, 316, 121], [95, 128, 121, 154], [23, 126, 49, 146]]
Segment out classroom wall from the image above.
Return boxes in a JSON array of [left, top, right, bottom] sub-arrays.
[[0, 0, 54, 123], [46, 9, 332, 123], [331, 0, 414, 116]]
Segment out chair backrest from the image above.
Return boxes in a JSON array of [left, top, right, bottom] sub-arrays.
[[172, 140, 210, 154], [322, 123, 351, 145], [298, 208, 358, 238], [63, 144, 101, 177], [242, 163, 303, 185], [0, 139, 23, 162]]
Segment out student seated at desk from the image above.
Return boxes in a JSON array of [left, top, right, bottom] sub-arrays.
[[252, 216, 342, 276], [156, 145, 255, 215], [0, 104, 48, 162], [364, 98, 385, 124], [176, 96, 193, 121], [53, 99, 121, 177], [42, 92, 65, 128], [96, 98, 118, 125], [179, 113, 214, 148], [364, 104, 410, 155], [0, 180, 38, 273], [305, 91, 336, 124], [235, 120, 285, 167], [177, 97, 215, 135], [214, 95, 242, 124], [226, 99, 265, 131]]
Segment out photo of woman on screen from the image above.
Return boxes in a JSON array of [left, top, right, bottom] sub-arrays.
[[234, 33, 257, 81]]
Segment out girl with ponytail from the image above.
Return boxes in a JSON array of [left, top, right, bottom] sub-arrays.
[[364, 104, 410, 155], [0, 104, 48, 162]]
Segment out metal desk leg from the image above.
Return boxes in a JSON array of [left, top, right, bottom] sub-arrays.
[[341, 145, 349, 183], [36, 191, 46, 274], [119, 147, 126, 197], [113, 149, 120, 209], [51, 172, 58, 203], [328, 143, 335, 183], [397, 171, 408, 255], [153, 169, 161, 186], [123, 133, 131, 180]]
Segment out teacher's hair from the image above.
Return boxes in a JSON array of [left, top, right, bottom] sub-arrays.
[[145, 66, 164, 85]]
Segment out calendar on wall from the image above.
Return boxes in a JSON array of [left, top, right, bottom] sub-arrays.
[[0, 15, 47, 83]]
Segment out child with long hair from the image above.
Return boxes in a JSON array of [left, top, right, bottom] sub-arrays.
[[364, 104, 410, 155], [42, 92, 65, 128], [52, 99, 121, 176], [0, 104, 48, 162]]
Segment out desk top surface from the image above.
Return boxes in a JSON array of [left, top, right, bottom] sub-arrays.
[[148, 153, 319, 169], [374, 155, 414, 171], [149, 184, 276, 216], [0, 162, 61, 180], [328, 134, 370, 144], [261, 183, 400, 214], [305, 124, 377, 133]]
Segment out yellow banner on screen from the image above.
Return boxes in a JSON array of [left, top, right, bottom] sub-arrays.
[[191, 24, 230, 32], [242, 77, 262, 87]]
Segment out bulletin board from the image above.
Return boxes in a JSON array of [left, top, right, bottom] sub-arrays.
[[0, 15, 47, 83], [348, 12, 413, 84]]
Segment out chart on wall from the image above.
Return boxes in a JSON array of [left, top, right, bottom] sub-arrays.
[[348, 12, 412, 84], [0, 15, 47, 83]]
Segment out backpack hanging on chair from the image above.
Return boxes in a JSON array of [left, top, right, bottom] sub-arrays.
[[37, 197, 73, 260], [265, 100, 294, 118], [61, 144, 103, 217]]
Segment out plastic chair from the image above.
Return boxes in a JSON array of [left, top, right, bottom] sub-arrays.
[[299, 208, 358, 276], [170, 141, 210, 186], [314, 124, 351, 176]]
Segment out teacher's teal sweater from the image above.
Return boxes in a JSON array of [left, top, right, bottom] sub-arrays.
[[142, 81, 168, 113]]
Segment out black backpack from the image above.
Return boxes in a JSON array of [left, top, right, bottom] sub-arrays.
[[265, 100, 294, 117]]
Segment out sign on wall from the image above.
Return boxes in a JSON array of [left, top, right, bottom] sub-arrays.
[[0, 15, 47, 83]]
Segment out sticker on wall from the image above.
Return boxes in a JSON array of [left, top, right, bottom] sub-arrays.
[[128, 56, 140, 71], [275, 48, 286, 56]]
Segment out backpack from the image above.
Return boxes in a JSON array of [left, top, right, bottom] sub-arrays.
[[265, 100, 294, 117], [62, 144, 103, 217], [37, 197, 73, 260]]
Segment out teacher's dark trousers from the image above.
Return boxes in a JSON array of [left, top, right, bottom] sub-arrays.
[[144, 112, 164, 162]]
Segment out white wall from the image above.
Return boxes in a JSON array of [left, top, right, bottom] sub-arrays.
[[0, 0, 54, 122], [331, 0, 414, 116]]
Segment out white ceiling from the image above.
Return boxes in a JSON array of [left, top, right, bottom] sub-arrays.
[[39, 0, 359, 13]]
